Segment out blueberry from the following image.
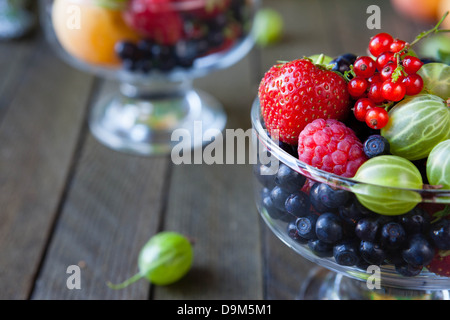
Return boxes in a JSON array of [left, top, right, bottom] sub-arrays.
[[136, 59, 153, 73], [285, 192, 310, 217], [275, 163, 306, 193], [308, 239, 333, 258], [333, 240, 361, 266], [430, 219, 450, 250], [385, 248, 406, 265], [287, 221, 309, 244], [279, 141, 298, 158], [402, 234, 435, 267], [295, 214, 318, 240], [136, 39, 155, 58], [395, 263, 423, 277], [363, 135, 390, 158], [380, 222, 406, 248], [339, 195, 375, 225], [355, 217, 379, 242], [309, 183, 350, 212], [315, 212, 344, 244], [253, 164, 276, 188], [270, 186, 291, 211], [174, 40, 198, 68], [115, 41, 140, 60], [309, 183, 332, 213], [151, 45, 177, 71], [399, 207, 430, 235], [340, 53, 357, 63], [360, 241, 387, 265], [262, 196, 290, 221], [420, 57, 439, 64], [330, 53, 357, 74], [207, 30, 225, 48]]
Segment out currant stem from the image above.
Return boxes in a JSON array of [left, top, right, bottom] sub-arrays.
[[409, 11, 449, 47]]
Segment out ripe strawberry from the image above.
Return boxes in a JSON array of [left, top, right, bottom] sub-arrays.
[[123, 0, 184, 45], [258, 58, 351, 145], [426, 250, 450, 277]]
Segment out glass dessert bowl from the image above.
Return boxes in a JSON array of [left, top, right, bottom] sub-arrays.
[[251, 98, 450, 300], [40, 0, 259, 155]]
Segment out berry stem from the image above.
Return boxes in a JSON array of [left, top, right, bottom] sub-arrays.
[[107, 272, 143, 290], [409, 11, 450, 47]]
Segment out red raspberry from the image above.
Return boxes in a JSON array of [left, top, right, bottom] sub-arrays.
[[297, 119, 367, 178]]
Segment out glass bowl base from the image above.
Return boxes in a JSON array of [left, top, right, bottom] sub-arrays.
[[299, 267, 450, 300], [89, 87, 226, 156]]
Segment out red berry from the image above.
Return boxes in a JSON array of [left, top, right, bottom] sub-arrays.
[[376, 52, 396, 71], [403, 74, 424, 96], [297, 119, 367, 177], [402, 56, 424, 74], [124, 0, 184, 45], [382, 79, 406, 102], [380, 61, 398, 82], [258, 59, 351, 144], [367, 82, 385, 104], [426, 250, 450, 277], [354, 98, 376, 121], [353, 56, 376, 78], [348, 77, 369, 98], [367, 73, 382, 84], [390, 39, 407, 53], [368, 33, 394, 57], [365, 107, 389, 129]]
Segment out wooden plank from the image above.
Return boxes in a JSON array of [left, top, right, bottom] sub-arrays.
[[153, 162, 263, 300], [0, 35, 40, 118], [0, 39, 95, 299], [30, 80, 171, 300], [153, 50, 264, 299]]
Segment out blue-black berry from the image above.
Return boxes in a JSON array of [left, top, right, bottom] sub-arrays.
[[363, 135, 390, 158]]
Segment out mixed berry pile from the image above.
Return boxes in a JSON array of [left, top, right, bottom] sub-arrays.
[[255, 22, 450, 278], [114, 0, 250, 73]]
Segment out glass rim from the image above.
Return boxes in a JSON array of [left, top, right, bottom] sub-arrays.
[[250, 97, 450, 202]]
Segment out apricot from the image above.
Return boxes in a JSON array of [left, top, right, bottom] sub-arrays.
[[51, 0, 140, 67], [390, 0, 441, 23]]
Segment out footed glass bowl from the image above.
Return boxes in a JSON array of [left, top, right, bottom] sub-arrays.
[[251, 98, 450, 300], [40, 0, 259, 155]]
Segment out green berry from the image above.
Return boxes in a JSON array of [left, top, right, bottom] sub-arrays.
[[353, 155, 423, 215], [253, 8, 283, 47]]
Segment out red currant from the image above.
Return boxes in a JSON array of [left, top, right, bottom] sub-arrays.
[[367, 73, 382, 84], [353, 56, 376, 78], [380, 61, 397, 82], [368, 82, 385, 104], [402, 56, 424, 74], [376, 52, 396, 71], [354, 98, 376, 121], [348, 77, 369, 98], [403, 74, 424, 96], [382, 79, 406, 102], [368, 33, 394, 57], [365, 107, 389, 129], [390, 39, 407, 53]]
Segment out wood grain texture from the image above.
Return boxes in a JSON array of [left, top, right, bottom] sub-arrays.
[[153, 53, 264, 299], [0, 40, 94, 299], [30, 80, 171, 300]]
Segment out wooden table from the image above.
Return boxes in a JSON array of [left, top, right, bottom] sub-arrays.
[[0, 0, 427, 300]]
